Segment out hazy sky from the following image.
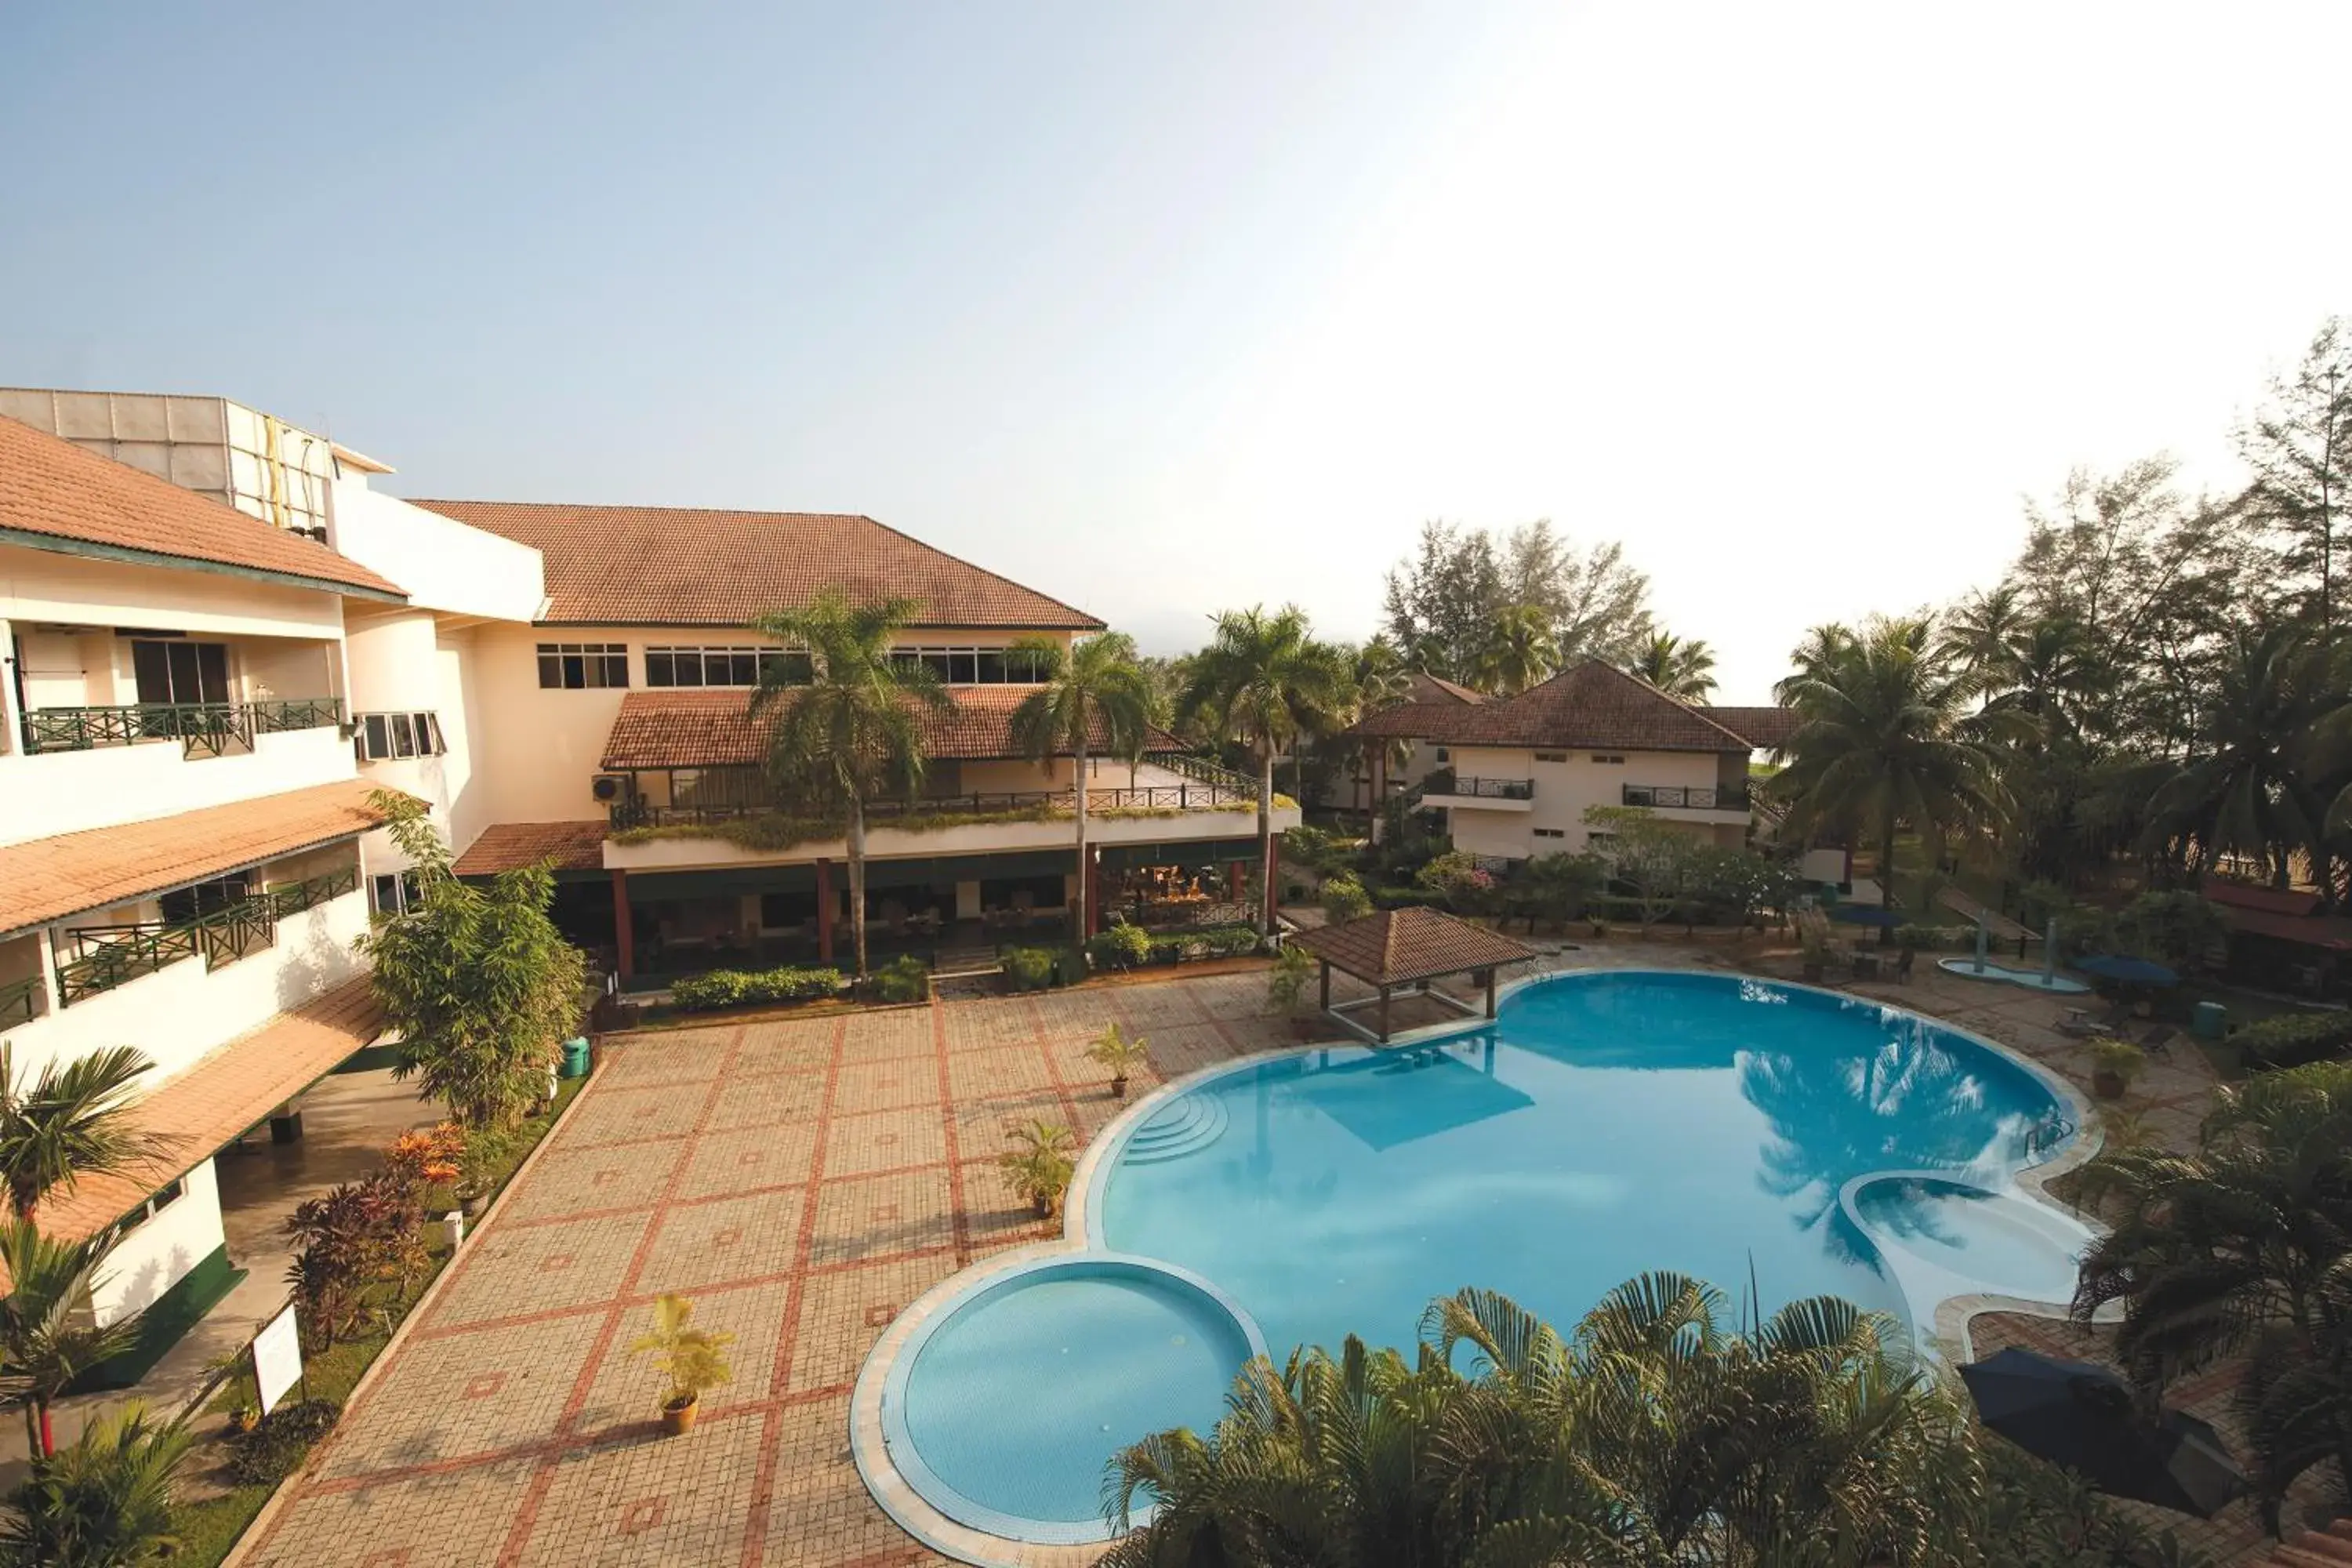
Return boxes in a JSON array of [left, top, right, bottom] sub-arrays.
[[5, 2, 2346, 700]]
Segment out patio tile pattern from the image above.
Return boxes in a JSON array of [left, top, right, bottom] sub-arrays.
[[240, 972, 1294, 1568]]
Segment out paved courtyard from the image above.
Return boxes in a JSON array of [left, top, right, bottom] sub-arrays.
[[230, 946, 2267, 1568]]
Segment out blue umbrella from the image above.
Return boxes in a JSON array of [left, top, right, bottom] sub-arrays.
[[2076, 953, 2180, 987], [1830, 906, 1902, 927]]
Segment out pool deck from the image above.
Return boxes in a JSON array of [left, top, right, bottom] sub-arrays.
[[228, 939, 2270, 1568]]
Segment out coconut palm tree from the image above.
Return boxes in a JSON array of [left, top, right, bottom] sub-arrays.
[[1625, 631, 1719, 701], [1773, 616, 2009, 915], [2143, 622, 2331, 888], [0, 1399, 194, 1565], [1475, 604, 1558, 696], [0, 1044, 177, 1223], [0, 1221, 140, 1457], [1008, 632, 1157, 938], [1181, 607, 1351, 935], [747, 591, 951, 978]]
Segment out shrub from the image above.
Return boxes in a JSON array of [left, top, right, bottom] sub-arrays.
[[1, 1402, 196, 1564], [284, 1174, 427, 1347], [224, 1397, 341, 1486], [1891, 924, 1973, 952], [1003, 946, 1056, 993], [2110, 890, 2227, 973], [1267, 942, 1316, 1014], [1319, 874, 1373, 924], [670, 964, 845, 1012], [871, 954, 931, 1004], [1145, 924, 1260, 963], [1087, 922, 1152, 972], [2235, 1011, 2352, 1071]]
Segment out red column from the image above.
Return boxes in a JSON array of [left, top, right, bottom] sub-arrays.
[[612, 869, 634, 982], [815, 858, 833, 965], [1228, 860, 1245, 902]]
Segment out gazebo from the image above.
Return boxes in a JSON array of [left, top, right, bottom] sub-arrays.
[[1287, 906, 1540, 1043]]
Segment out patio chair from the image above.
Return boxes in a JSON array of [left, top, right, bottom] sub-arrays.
[[2058, 1001, 2132, 1039], [2138, 1024, 2176, 1058]]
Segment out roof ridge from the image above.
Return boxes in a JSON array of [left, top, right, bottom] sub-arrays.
[[408, 497, 868, 520], [1577, 659, 1754, 747]]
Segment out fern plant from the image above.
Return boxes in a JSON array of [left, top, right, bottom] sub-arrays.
[[1084, 1024, 1151, 1098]]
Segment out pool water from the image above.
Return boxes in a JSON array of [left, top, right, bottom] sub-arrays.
[[1850, 1175, 2091, 1304], [893, 1261, 1255, 1531], [1094, 971, 2067, 1359]]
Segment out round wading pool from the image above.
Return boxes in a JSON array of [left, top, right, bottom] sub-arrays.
[[880, 1254, 1264, 1544]]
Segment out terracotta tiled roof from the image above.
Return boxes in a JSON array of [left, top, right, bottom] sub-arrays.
[[2203, 880, 2322, 918], [1699, 706, 1801, 751], [0, 416, 406, 600], [1350, 660, 1751, 753], [453, 821, 609, 877], [2216, 905, 2352, 953], [1288, 907, 1538, 987], [1409, 673, 1489, 706], [601, 688, 1181, 770], [0, 779, 396, 938], [407, 499, 1103, 630], [36, 976, 385, 1241]]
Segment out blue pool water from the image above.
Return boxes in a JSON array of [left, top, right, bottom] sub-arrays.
[[1095, 971, 2067, 1360]]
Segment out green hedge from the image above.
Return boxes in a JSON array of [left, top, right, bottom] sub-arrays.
[[2236, 1011, 2352, 1071], [1086, 924, 1153, 971], [1143, 924, 1261, 963], [670, 964, 847, 1012], [871, 954, 931, 1004]]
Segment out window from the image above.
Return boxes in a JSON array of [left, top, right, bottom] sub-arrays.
[[126, 1177, 186, 1231], [645, 646, 776, 688], [160, 876, 249, 926], [129, 637, 230, 706], [1589, 753, 1624, 764], [884, 646, 1047, 684], [1533, 827, 1566, 840], [536, 643, 629, 689], [354, 712, 445, 761], [1434, 747, 1450, 763], [370, 871, 423, 915], [1533, 750, 1567, 764]]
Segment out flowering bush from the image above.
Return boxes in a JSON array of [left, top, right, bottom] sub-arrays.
[[384, 1124, 465, 1191]]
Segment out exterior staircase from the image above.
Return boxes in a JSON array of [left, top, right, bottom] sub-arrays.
[[2267, 1518, 2352, 1568]]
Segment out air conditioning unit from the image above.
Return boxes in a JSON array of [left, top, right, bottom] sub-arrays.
[[592, 774, 629, 803]]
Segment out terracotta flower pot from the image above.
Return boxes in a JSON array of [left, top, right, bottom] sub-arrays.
[[1110, 1075, 1128, 1099], [662, 1394, 699, 1436], [2092, 1069, 2127, 1101]]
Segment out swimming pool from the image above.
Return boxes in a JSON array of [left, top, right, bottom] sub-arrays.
[[863, 969, 2087, 1559]]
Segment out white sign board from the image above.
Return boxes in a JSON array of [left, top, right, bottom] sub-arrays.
[[252, 1302, 303, 1417]]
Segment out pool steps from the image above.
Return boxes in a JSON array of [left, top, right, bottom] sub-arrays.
[[1120, 1094, 1229, 1164]]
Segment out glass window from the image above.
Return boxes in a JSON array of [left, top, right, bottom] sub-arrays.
[[949, 649, 979, 684], [389, 713, 416, 758], [672, 652, 704, 687], [151, 1177, 184, 1211], [921, 651, 952, 682], [420, 714, 444, 754], [645, 648, 677, 687], [1590, 753, 1624, 764], [756, 650, 813, 685], [975, 649, 1007, 684], [726, 649, 757, 685], [537, 648, 564, 688], [371, 873, 402, 914], [537, 643, 630, 689], [363, 715, 389, 757], [1534, 750, 1567, 763]]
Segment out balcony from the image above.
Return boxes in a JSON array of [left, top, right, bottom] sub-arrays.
[[0, 975, 42, 1034], [612, 776, 1261, 833], [53, 867, 357, 1007], [20, 699, 344, 760], [1621, 783, 1751, 812], [1421, 771, 1536, 811]]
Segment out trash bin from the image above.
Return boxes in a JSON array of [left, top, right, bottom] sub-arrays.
[[2192, 1000, 2227, 1041], [560, 1036, 591, 1079]]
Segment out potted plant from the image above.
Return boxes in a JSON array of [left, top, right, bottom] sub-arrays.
[[227, 1403, 260, 1436], [1267, 943, 1318, 1039], [1083, 1023, 1150, 1098], [456, 1127, 517, 1217], [998, 1119, 1076, 1218], [627, 1294, 735, 1436], [2088, 1036, 2145, 1101]]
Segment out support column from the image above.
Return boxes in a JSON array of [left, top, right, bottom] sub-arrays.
[[1483, 967, 1497, 1019], [1318, 959, 1330, 1011], [1228, 860, 1245, 902], [1377, 983, 1392, 1044], [1264, 833, 1281, 929], [612, 869, 634, 983], [1368, 740, 1388, 844], [1084, 850, 1103, 939], [815, 858, 834, 965]]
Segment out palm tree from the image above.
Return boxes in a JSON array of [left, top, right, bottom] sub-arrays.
[[0, 1400, 194, 1566], [746, 591, 951, 978], [0, 1221, 140, 1457], [1181, 607, 1351, 935], [1625, 630, 1719, 700], [1475, 604, 1558, 695], [0, 1044, 177, 1223], [1774, 616, 2009, 916], [2143, 622, 2330, 888], [1008, 632, 1157, 938], [1103, 1274, 1978, 1568], [1939, 583, 2027, 690]]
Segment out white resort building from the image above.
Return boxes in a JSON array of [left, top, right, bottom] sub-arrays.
[[0, 387, 1290, 1354]]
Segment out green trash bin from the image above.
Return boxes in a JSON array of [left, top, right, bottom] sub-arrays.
[[560, 1036, 591, 1079], [2192, 1000, 2227, 1041]]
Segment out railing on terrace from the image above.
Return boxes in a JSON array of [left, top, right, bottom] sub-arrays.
[[0, 976, 42, 1033], [20, 699, 344, 760], [53, 867, 358, 1007], [610, 774, 1260, 832], [1422, 771, 1535, 800], [1154, 752, 1260, 793], [1621, 783, 1751, 811]]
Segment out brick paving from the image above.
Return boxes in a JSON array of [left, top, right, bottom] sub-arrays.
[[236, 949, 2289, 1568], [235, 969, 1316, 1568]]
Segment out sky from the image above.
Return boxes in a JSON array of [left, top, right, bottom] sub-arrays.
[[3, 2, 2347, 701]]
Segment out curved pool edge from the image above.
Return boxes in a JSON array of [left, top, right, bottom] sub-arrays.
[[851, 1247, 1269, 1566]]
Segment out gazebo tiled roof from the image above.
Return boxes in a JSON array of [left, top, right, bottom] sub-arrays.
[[1288, 906, 1537, 988]]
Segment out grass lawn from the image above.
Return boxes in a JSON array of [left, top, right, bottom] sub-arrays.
[[165, 1074, 587, 1567]]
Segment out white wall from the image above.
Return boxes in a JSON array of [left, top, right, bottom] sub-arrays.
[[91, 1159, 227, 1325], [0, 725, 359, 848], [7, 889, 368, 1083], [327, 477, 543, 623], [1445, 746, 1740, 858], [0, 544, 347, 642]]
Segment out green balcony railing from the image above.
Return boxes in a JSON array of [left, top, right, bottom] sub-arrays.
[[53, 867, 359, 1007], [20, 698, 343, 759], [0, 976, 42, 1033]]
